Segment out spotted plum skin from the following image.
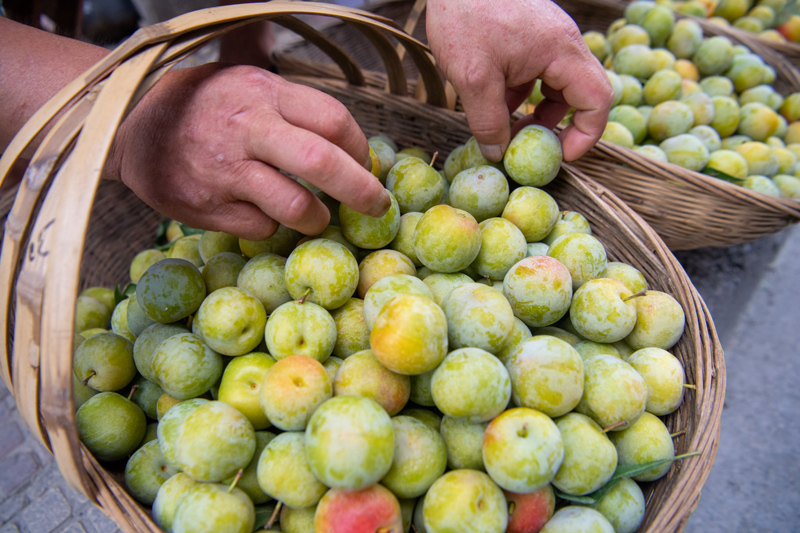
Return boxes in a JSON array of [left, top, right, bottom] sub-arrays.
[[547, 232, 608, 290], [575, 354, 648, 432], [431, 348, 511, 422], [284, 238, 359, 310], [448, 165, 510, 222], [386, 157, 445, 214], [503, 256, 573, 328], [624, 290, 686, 350], [570, 278, 637, 343], [381, 416, 447, 499], [442, 283, 515, 355], [540, 506, 615, 533], [172, 484, 254, 533], [506, 335, 584, 418], [587, 477, 646, 533], [482, 407, 564, 493], [423, 469, 508, 533], [370, 293, 448, 375], [504, 125, 563, 187], [304, 395, 395, 490], [609, 412, 675, 482], [256, 431, 327, 509], [194, 286, 267, 356], [136, 258, 207, 323], [264, 300, 336, 362], [339, 190, 401, 249], [471, 218, 528, 281], [502, 186, 560, 243], [362, 273, 434, 331], [260, 355, 332, 431], [413, 204, 482, 273], [152, 333, 223, 400], [552, 412, 618, 496]]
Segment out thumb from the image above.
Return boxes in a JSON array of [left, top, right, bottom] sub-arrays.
[[454, 67, 511, 162]]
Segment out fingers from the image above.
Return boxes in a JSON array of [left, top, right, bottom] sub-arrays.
[[244, 105, 390, 219], [451, 64, 511, 162], [229, 159, 332, 237], [270, 76, 372, 169], [539, 44, 613, 161], [511, 84, 572, 138]]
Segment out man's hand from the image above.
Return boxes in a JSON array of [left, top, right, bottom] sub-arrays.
[[426, 0, 613, 162], [110, 64, 390, 240]]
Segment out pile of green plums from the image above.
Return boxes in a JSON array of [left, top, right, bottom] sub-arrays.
[[579, 0, 800, 200], [72, 129, 691, 533]]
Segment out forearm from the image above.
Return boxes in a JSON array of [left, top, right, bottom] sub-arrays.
[[0, 16, 109, 155]]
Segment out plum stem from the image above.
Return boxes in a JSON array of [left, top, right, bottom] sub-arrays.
[[430, 151, 439, 167], [267, 501, 282, 528], [298, 288, 312, 304], [671, 428, 687, 438], [508, 501, 516, 515], [227, 469, 243, 493], [623, 291, 648, 302], [411, 526, 419, 533], [602, 420, 628, 432], [127, 384, 139, 401], [684, 383, 696, 389], [82, 370, 96, 387]]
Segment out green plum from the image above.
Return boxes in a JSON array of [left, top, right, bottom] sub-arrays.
[[503, 255, 573, 327], [382, 416, 447, 498], [166, 235, 203, 268], [73, 332, 136, 391], [440, 415, 489, 471], [357, 248, 416, 298], [552, 412, 618, 496], [586, 476, 646, 533], [414, 204, 482, 273], [136, 258, 206, 323], [602, 122, 634, 148], [386, 157, 445, 214], [609, 412, 675, 481], [330, 297, 370, 358], [130, 249, 167, 283], [133, 322, 189, 382], [202, 252, 246, 293], [153, 473, 196, 532], [195, 287, 266, 356], [239, 224, 300, 258], [542, 210, 591, 245], [605, 262, 648, 293], [217, 352, 276, 430], [340, 190, 401, 249], [570, 278, 637, 343], [659, 133, 711, 171], [389, 211, 424, 266], [284, 238, 359, 310], [124, 439, 179, 505], [648, 101, 695, 142], [575, 354, 648, 431], [628, 347, 686, 415], [333, 349, 410, 416], [423, 469, 508, 533], [172, 483, 254, 533], [152, 333, 223, 400], [442, 282, 515, 354], [264, 299, 336, 362], [540, 507, 615, 533], [256, 431, 327, 508], [548, 232, 608, 290], [501, 186, 560, 243], [625, 290, 686, 350], [503, 125, 563, 187], [448, 165, 510, 222], [236, 252, 291, 314], [77, 392, 146, 462], [363, 273, 434, 331]]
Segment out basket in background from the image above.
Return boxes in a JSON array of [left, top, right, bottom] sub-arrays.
[[0, 2, 723, 532]]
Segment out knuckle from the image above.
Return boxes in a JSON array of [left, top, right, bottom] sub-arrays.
[[285, 189, 316, 222], [297, 141, 334, 174]]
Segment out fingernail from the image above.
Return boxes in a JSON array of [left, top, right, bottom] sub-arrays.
[[368, 189, 391, 217], [363, 153, 373, 173], [479, 143, 504, 162]]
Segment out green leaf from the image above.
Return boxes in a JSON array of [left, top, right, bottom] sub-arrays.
[[113, 283, 136, 305], [554, 451, 701, 504], [703, 167, 745, 183], [179, 224, 205, 237], [252, 503, 278, 531], [154, 218, 172, 246]]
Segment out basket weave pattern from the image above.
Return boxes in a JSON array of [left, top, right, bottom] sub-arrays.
[[0, 3, 723, 532]]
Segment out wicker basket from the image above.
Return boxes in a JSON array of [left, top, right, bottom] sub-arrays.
[[0, 3, 724, 532], [552, 0, 800, 250]]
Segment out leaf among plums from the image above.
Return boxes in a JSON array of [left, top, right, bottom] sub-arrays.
[[252, 503, 279, 531], [114, 283, 136, 305]]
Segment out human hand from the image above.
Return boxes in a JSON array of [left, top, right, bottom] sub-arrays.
[[426, 0, 613, 162], [108, 63, 390, 240]]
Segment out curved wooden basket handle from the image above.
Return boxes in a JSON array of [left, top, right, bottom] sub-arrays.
[[0, 1, 445, 504]]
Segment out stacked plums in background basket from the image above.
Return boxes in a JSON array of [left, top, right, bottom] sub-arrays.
[[72, 125, 694, 533]]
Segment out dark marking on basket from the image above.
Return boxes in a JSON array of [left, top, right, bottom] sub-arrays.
[[29, 218, 55, 261]]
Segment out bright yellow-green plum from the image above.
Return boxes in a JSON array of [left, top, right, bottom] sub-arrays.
[[265, 299, 336, 363], [627, 347, 686, 415], [363, 273, 435, 331], [368, 138, 397, 183], [443, 144, 466, 182], [260, 355, 332, 431], [608, 106, 647, 145], [619, 74, 644, 107], [130, 249, 167, 283], [410, 368, 436, 407], [471, 218, 527, 281], [173, 400, 256, 482], [172, 483, 254, 533], [357, 249, 416, 298], [587, 476, 646, 533], [279, 504, 316, 533], [73, 332, 136, 392], [495, 316, 533, 365], [239, 224, 300, 258], [667, 18, 703, 58], [501, 186, 560, 243], [333, 349, 410, 416], [540, 507, 615, 533], [414, 204, 482, 273], [743, 175, 783, 196], [339, 190, 401, 249], [705, 149, 750, 179], [602, 121, 635, 148], [660, 133, 711, 171], [448, 165, 510, 222], [503, 125, 563, 187], [432, 348, 511, 422], [217, 352, 276, 429], [648, 101, 695, 142], [389, 211, 424, 267], [440, 415, 489, 471], [370, 293, 448, 375], [256, 431, 327, 509], [109, 297, 135, 343], [461, 136, 506, 172], [584, 30, 611, 61], [385, 157, 445, 214], [77, 392, 147, 462], [124, 439, 179, 505], [198, 230, 239, 264], [235, 252, 291, 314], [625, 290, 686, 350], [152, 333, 223, 400], [634, 144, 669, 162], [609, 412, 675, 482], [644, 69, 683, 106], [381, 416, 447, 499], [711, 95, 741, 137], [570, 278, 638, 343], [505, 335, 584, 418], [483, 407, 564, 493], [548, 232, 608, 290], [613, 44, 656, 79], [690, 125, 722, 152], [680, 91, 715, 126], [305, 395, 395, 490], [574, 340, 621, 360], [284, 238, 359, 310], [605, 262, 648, 294], [503, 255, 573, 327], [552, 412, 618, 496], [132, 322, 188, 382], [609, 24, 651, 53], [201, 252, 246, 293], [774, 174, 800, 198], [129, 375, 163, 420], [166, 235, 203, 268], [725, 53, 770, 92], [542, 210, 592, 245], [152, 473, 196, 533], [330, 297, 370, 358], [442, 283, 515, 354], [693, 35, 734, 76], [575, 354, 648, 431], [222, 430, 275, 505], [157, 398, 208, 468], [195, 286, 266, 356], [423, 469, 508, 533], [606, 70, 624, 107], [738, 102, 781, 141], [74, 294, 112, 334], [422, 272, 473, 306]]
